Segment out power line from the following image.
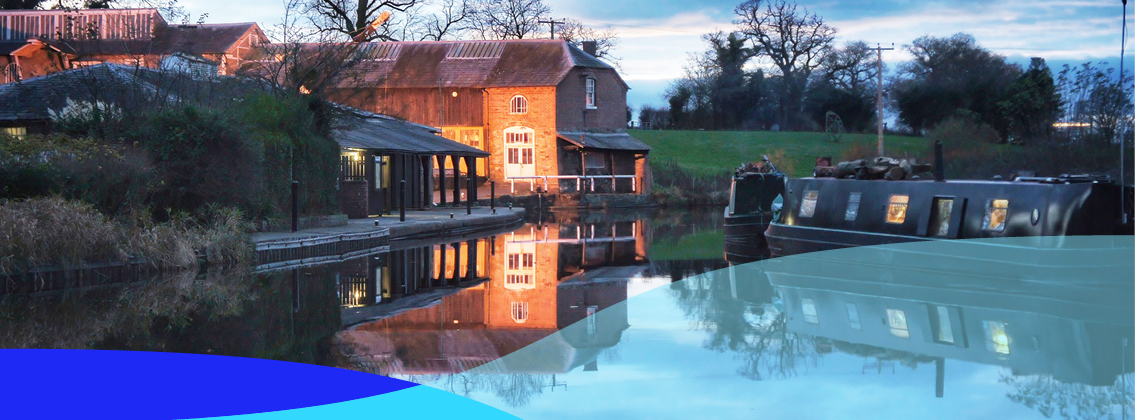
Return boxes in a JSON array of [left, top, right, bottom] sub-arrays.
[[538, 19, 565, 39]]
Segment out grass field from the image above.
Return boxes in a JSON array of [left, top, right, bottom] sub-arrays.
[[629, 129, 931, 178]]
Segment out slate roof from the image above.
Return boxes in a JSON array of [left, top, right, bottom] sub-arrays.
[[557, 131, 652, 152], [333, 108, 490, 157], [307, 39, 620, 89]]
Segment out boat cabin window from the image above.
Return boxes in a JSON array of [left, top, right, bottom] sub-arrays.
[[887, 309, 910, 338], [930, 198, 954, 237], [983, 320, 1010, 354], [845, 192, 862, 221], [800, 190, 819, 218], [935, 306, 955, 344], [886, 195, 910, 224], [983, 199, 1009, 232], [846, 303, 861, 329], [801, 298, 819, 324]]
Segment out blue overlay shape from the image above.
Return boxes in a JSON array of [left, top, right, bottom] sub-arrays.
[[0, 349, 416, 419], [211, 385, 520, 419]]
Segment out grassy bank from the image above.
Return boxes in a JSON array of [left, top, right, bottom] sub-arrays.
[[631, 129, 929, 178]]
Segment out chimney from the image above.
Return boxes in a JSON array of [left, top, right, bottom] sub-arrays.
[[582, 41, 598, 57]]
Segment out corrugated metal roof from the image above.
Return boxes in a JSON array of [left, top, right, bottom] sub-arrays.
[[333, 109, 490, 157], [558, 131, 652, 152]]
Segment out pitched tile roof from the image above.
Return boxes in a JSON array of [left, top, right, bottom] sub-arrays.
[[305, 39, 619, 89]]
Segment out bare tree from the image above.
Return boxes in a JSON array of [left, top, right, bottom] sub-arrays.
[[304, 0, 418, 41], [557, 18, 619, 57], [467, 0, 549, 40], [734, 0, 836, 130], [819, 41, 877, 95], [387, 0, 471, 41]]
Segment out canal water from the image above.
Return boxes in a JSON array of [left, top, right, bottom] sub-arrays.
[[1, 209, 1132, 419]]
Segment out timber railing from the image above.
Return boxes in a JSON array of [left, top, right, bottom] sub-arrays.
[[507, 175, 638, 194]]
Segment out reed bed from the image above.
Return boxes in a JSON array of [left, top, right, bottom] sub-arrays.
[[0, 197, 252, 275]]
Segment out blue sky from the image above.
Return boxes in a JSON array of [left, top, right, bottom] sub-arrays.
[[180, 0, 1134, 109]]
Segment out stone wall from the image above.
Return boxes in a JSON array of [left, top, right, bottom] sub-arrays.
[[555, 67, 629, 131], [338, 180, 369, 219]]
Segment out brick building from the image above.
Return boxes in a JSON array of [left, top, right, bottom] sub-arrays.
[[325, 39, 652, 196], [0, 8, 267, 83]]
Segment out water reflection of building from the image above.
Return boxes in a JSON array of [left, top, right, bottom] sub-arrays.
[[768, 257, 1135, 389], [326, 221, 647, 376]]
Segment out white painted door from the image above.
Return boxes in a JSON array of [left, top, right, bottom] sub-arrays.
[[504, 127, 536, 178]]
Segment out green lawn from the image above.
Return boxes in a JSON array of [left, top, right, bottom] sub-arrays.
[[629, 129, 931, 178]]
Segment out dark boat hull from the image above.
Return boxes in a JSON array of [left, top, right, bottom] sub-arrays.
[[765, 222, 927, 256]]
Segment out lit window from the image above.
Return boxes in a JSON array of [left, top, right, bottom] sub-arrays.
[[886, 195, 909, 224], [585, 78, 596, 108], [936, 306, 954, 344], [845, 192, 861, 221], [1, 126, 27, 138], [801, 298, 819, 324], [505, 274, 534, 289], [510, 95, 528, 114], [505, 130, 533, 144], [983, 320, 1010, 354], [846, 303, 861, 330], [800, 190, 819, 218], [511, 302, 529, 323], [931, 198, 953, 236], [983, 199, 1009, 232], [374, 155, 389, 190], [887, 309, 909, 338]]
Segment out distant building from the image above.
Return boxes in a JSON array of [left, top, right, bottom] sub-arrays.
[[321, 39, 652, 196], [0, 8, 267, 83]]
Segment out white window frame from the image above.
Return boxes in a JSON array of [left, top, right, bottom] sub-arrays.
[[503, 126, 536, 177], [585, 78, 597, 109], [510, 95, 528, 114]]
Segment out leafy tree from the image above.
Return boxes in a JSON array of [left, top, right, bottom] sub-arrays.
[[890, 33, 1021, 138], [807, 41, 879, 133], [735, 0, 836, 130], [997, 57, 1061, 143], [667, 85, 692, 129]]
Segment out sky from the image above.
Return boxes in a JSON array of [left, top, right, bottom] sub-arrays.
[[178, 0, 1135, 110]]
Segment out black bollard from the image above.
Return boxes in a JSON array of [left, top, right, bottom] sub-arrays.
[[490, 181, 496, 210], [399, 179, 406, 222], [290, 180, 299, 232], [467, 178, 473, 215]]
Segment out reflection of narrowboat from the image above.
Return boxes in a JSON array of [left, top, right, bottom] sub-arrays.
[[724, 157, 785, 255], [765, 171, 1133, 256], [767, 241, 1134, 388]]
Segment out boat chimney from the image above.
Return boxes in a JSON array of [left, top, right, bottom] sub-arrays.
[[934, 141, 945, 182]]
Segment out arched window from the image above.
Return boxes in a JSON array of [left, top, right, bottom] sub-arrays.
[[510, 95, 528, 114], [511, 302, 529, 323]]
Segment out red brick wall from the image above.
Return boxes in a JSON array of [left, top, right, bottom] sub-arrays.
[[556, 67, 628, 131], [484, 86, 559, 193]]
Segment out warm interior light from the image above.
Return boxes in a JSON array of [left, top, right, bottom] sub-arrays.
[[451, 91, 459, 97]]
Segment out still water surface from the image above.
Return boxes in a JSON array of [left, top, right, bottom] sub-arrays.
[[1, 209, 1131, 419]]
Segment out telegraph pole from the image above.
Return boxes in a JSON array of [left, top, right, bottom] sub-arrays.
[[539, 19, 565, 39], [873, 43, 895, 156]]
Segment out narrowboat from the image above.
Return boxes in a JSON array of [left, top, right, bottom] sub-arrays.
[[723, 156, 785, 260], [765, 160, 1133, 256]]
